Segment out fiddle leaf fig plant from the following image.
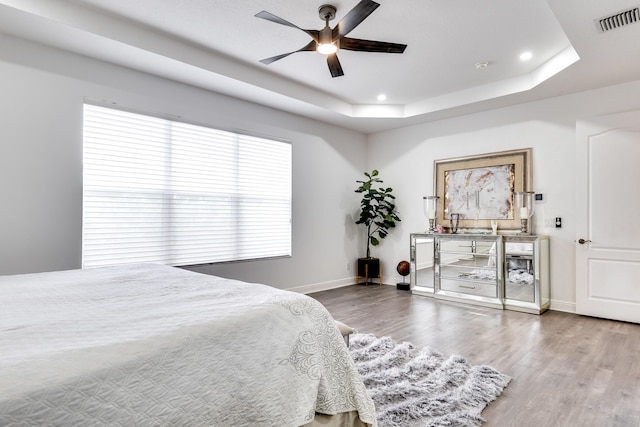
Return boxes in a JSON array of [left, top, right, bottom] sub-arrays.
[[355, 169, 401, 259]]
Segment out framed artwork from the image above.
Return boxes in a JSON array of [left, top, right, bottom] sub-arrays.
[[434, 148, 532, 232]]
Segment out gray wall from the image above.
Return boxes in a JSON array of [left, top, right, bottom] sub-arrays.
[[0, 35, 366, 292]]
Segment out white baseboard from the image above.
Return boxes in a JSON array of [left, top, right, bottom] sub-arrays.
[[293, 276, 396, 294], [549, 299, 576, 313], [293, 277, 355, 295]]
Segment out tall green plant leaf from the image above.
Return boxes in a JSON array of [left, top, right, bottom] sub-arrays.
[[354, 170, 401, 258]]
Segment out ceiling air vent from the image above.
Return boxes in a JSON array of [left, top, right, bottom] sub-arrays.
[[598, 7, 640, 32]]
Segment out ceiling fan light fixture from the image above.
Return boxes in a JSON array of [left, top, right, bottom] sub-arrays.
[[317, 42, 338, 55], [317, 22, 337, 55]]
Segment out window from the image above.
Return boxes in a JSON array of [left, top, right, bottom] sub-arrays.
[[82, 103, 291, 268]]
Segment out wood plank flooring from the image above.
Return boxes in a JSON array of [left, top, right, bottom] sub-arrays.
[[309, 284, 640, 427]]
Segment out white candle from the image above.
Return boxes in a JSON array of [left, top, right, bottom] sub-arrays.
[[427, 209, 436, 219], [520, 207, 529, 218]]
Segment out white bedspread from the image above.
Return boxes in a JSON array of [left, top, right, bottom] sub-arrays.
[[0, 264, 376, 426]]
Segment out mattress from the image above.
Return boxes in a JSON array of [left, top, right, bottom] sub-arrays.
[[0, 264, 376, 426]]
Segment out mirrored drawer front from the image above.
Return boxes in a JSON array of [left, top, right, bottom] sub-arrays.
[[440, 264, 497, 286], [440, 240, 496, 254], [505, 242, 533, 256], [439, 278, 498, 298], [439, 257, 497, 271]]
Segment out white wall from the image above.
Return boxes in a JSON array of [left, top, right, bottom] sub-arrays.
[[0, 35, 366, 291], [4, 33, 640, 310], [367, 81, 640, 311]]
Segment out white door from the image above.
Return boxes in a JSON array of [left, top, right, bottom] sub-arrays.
[[576, 110, 640, 323]]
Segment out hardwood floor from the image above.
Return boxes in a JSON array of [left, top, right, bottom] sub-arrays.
[[309, 285, 640, 427]]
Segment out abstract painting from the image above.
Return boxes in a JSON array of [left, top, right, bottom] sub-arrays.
[[444, 164, 514, 220], [434, 149, 531, 232]]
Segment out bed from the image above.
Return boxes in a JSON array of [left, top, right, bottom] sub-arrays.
[[0, 264, 376, 426]]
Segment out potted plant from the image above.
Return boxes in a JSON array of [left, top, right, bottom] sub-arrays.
[[354, 169, 401, 284]]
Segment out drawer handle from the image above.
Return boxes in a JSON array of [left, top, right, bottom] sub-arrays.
[[459, 285, 476, 290]]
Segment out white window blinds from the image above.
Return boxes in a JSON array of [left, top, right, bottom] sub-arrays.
[[82, 103, 291, 268]]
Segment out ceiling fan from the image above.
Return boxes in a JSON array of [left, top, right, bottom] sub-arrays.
[[255, 0, 407, 78]]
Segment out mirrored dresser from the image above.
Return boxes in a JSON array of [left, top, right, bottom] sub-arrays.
[[410, 233, 550, 314]]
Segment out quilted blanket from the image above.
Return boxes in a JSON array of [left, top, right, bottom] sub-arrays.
[[0, 264, 376, 426]]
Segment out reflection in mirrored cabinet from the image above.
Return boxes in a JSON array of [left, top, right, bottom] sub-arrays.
[[503, 235, 550, 314], [409, 234, 435, 295], [435, 234, 503, 309]]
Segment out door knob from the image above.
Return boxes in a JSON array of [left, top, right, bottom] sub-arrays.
[[577, 238, 592, 244]]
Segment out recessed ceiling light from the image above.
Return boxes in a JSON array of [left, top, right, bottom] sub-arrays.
[[520, 51, 533, 61], [475, 61, 489, 69], [377, 94, 387, 101]]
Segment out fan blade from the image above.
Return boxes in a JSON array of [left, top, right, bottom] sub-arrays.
[[333, 0, 380, 39], [340, 37, 407, 53], [255, 10, 319, 42], [260, 40, 317, 65], [327, 53, 344, 78]]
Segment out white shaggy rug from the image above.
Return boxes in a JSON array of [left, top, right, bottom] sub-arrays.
[[349, 333, 511, 427]]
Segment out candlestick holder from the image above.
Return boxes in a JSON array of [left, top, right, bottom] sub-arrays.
[[514, 191, 535, 234], [423, 196, 439, 233]]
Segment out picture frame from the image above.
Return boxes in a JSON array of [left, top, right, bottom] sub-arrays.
[[434, 148, 532, 233]]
